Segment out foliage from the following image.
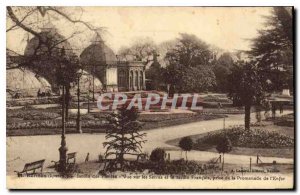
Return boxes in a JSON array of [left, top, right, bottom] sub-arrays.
[[228, 61, 265, 106], [145, 52, 164, 90], [273, 113, 294, 127], [250, 7, 293, 91], [165, 33, 211, 67], [103, 106, 147, 171], [179, 136, 193, 160], [212, 52, 234, 92], [196, 127, 294, 149], [118, 37, 157, 61], [181, 66, 216, 92], [6, 118, 107, 130], [163, 33, 216, 93], [148, 159, 206, 175], [100, 159, 218, 175], [227, 61, 265, 129], [150, 148, 166, 162], [216, 136, 232, 154], [7, 109, 60, 120]]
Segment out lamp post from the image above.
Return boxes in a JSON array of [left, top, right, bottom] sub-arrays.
[[92, 64, 95, 102], [87, 76, 91, 113], [59, 85, 68, 172], [76, 69, 82, 134], [58, 47, 68, 173]]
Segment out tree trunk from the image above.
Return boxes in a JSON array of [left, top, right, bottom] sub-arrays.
[[185, 151, 188, 161], [245, 104, 251, 130], [222, 153, 225, 171]]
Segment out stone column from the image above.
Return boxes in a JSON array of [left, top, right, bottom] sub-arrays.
[[143, 70, 146, 90], [137, 70, 140, 91], [133, 70, 136, 91]]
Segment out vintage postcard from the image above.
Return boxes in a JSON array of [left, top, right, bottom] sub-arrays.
[[6, 6, 294, 189]]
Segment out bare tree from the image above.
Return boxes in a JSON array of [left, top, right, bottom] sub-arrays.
[[6, 6, 105, 119], [118, 37, 157, 62]]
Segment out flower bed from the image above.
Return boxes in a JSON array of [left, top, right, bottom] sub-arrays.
[[7, 118, 108, 130], [102, 159, 218, 175], [274, 113, 294, 127], [7, 109, 60, 120], [196, 127, 294, 148]]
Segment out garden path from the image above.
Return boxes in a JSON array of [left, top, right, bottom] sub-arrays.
[[7, 110, 293, 175]]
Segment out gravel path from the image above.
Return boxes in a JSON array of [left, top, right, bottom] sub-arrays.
[[7, 110, 293, 175]]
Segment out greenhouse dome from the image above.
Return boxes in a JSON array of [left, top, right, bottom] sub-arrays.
[[7, 67, 51, 98]]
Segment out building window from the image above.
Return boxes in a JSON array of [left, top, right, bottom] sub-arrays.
[[118, 70, 126, 87]]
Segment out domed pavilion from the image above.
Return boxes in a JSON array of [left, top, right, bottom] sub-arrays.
[[80, 34, 146, 92]]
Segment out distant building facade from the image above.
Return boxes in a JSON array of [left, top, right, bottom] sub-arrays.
[[80, 35, 146, 92], [8, 24, 146, 95]]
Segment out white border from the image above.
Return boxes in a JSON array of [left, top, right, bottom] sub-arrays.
[[1, 0, 298, 194]]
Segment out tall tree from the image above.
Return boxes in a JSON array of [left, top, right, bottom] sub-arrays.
[[118, 37, 157, 62], [165, 33, 211, 67], [103, 107, 147, 171], [250, 7, 293, 91], [216, 136, 232, 171], [164, 33, 216, 93], [145, 51, 164, 90], [227, 61, 265, 130], [213, 52, 234, 92], [179, 136, 193, 161]]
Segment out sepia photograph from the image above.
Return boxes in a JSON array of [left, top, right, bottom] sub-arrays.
[[5, 6, 294, 189]]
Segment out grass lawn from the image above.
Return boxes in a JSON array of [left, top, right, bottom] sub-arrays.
[[6, 107, 226, 136], [167, 121, 294, 159]]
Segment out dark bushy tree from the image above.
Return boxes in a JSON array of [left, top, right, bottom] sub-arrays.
[[250, 7, 293, 91], [213, 52, 234, 92], [216, 136, 232, 171], [150, 148, 166, 163], [145, 51, 164, 90], [179, 136, 193, 161], [163, 33, 216, 93], [228, 61, 265, 130], [103, 106, 147, 171]]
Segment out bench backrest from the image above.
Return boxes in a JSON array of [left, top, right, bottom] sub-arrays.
[[67, 152, 76, 164], [67, 152, 76, 160], [23, 159, 45, 172]]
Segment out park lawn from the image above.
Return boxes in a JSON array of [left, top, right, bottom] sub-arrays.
[[167, 121, 294, 159], [255, 121, 294, 137], [6, 107, 226, 136]]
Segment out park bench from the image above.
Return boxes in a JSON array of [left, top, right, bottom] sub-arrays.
[[15, 159, 45, 177], [136, 153, 148, 162], [51, 152, 77, 170], [67, 152, 77, 165]]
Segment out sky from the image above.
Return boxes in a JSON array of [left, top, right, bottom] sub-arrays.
[[6, 7, 273, 55]]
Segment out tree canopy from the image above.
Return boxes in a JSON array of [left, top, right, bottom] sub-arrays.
[[163, 33, 216, 93], [250, 7, 293, 91], [227, 61, 265, 129]]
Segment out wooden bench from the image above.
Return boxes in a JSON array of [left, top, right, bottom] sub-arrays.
[[52, 152, 77, 170], [67, 152, 76, 165], [15, 159, 45, 177]]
